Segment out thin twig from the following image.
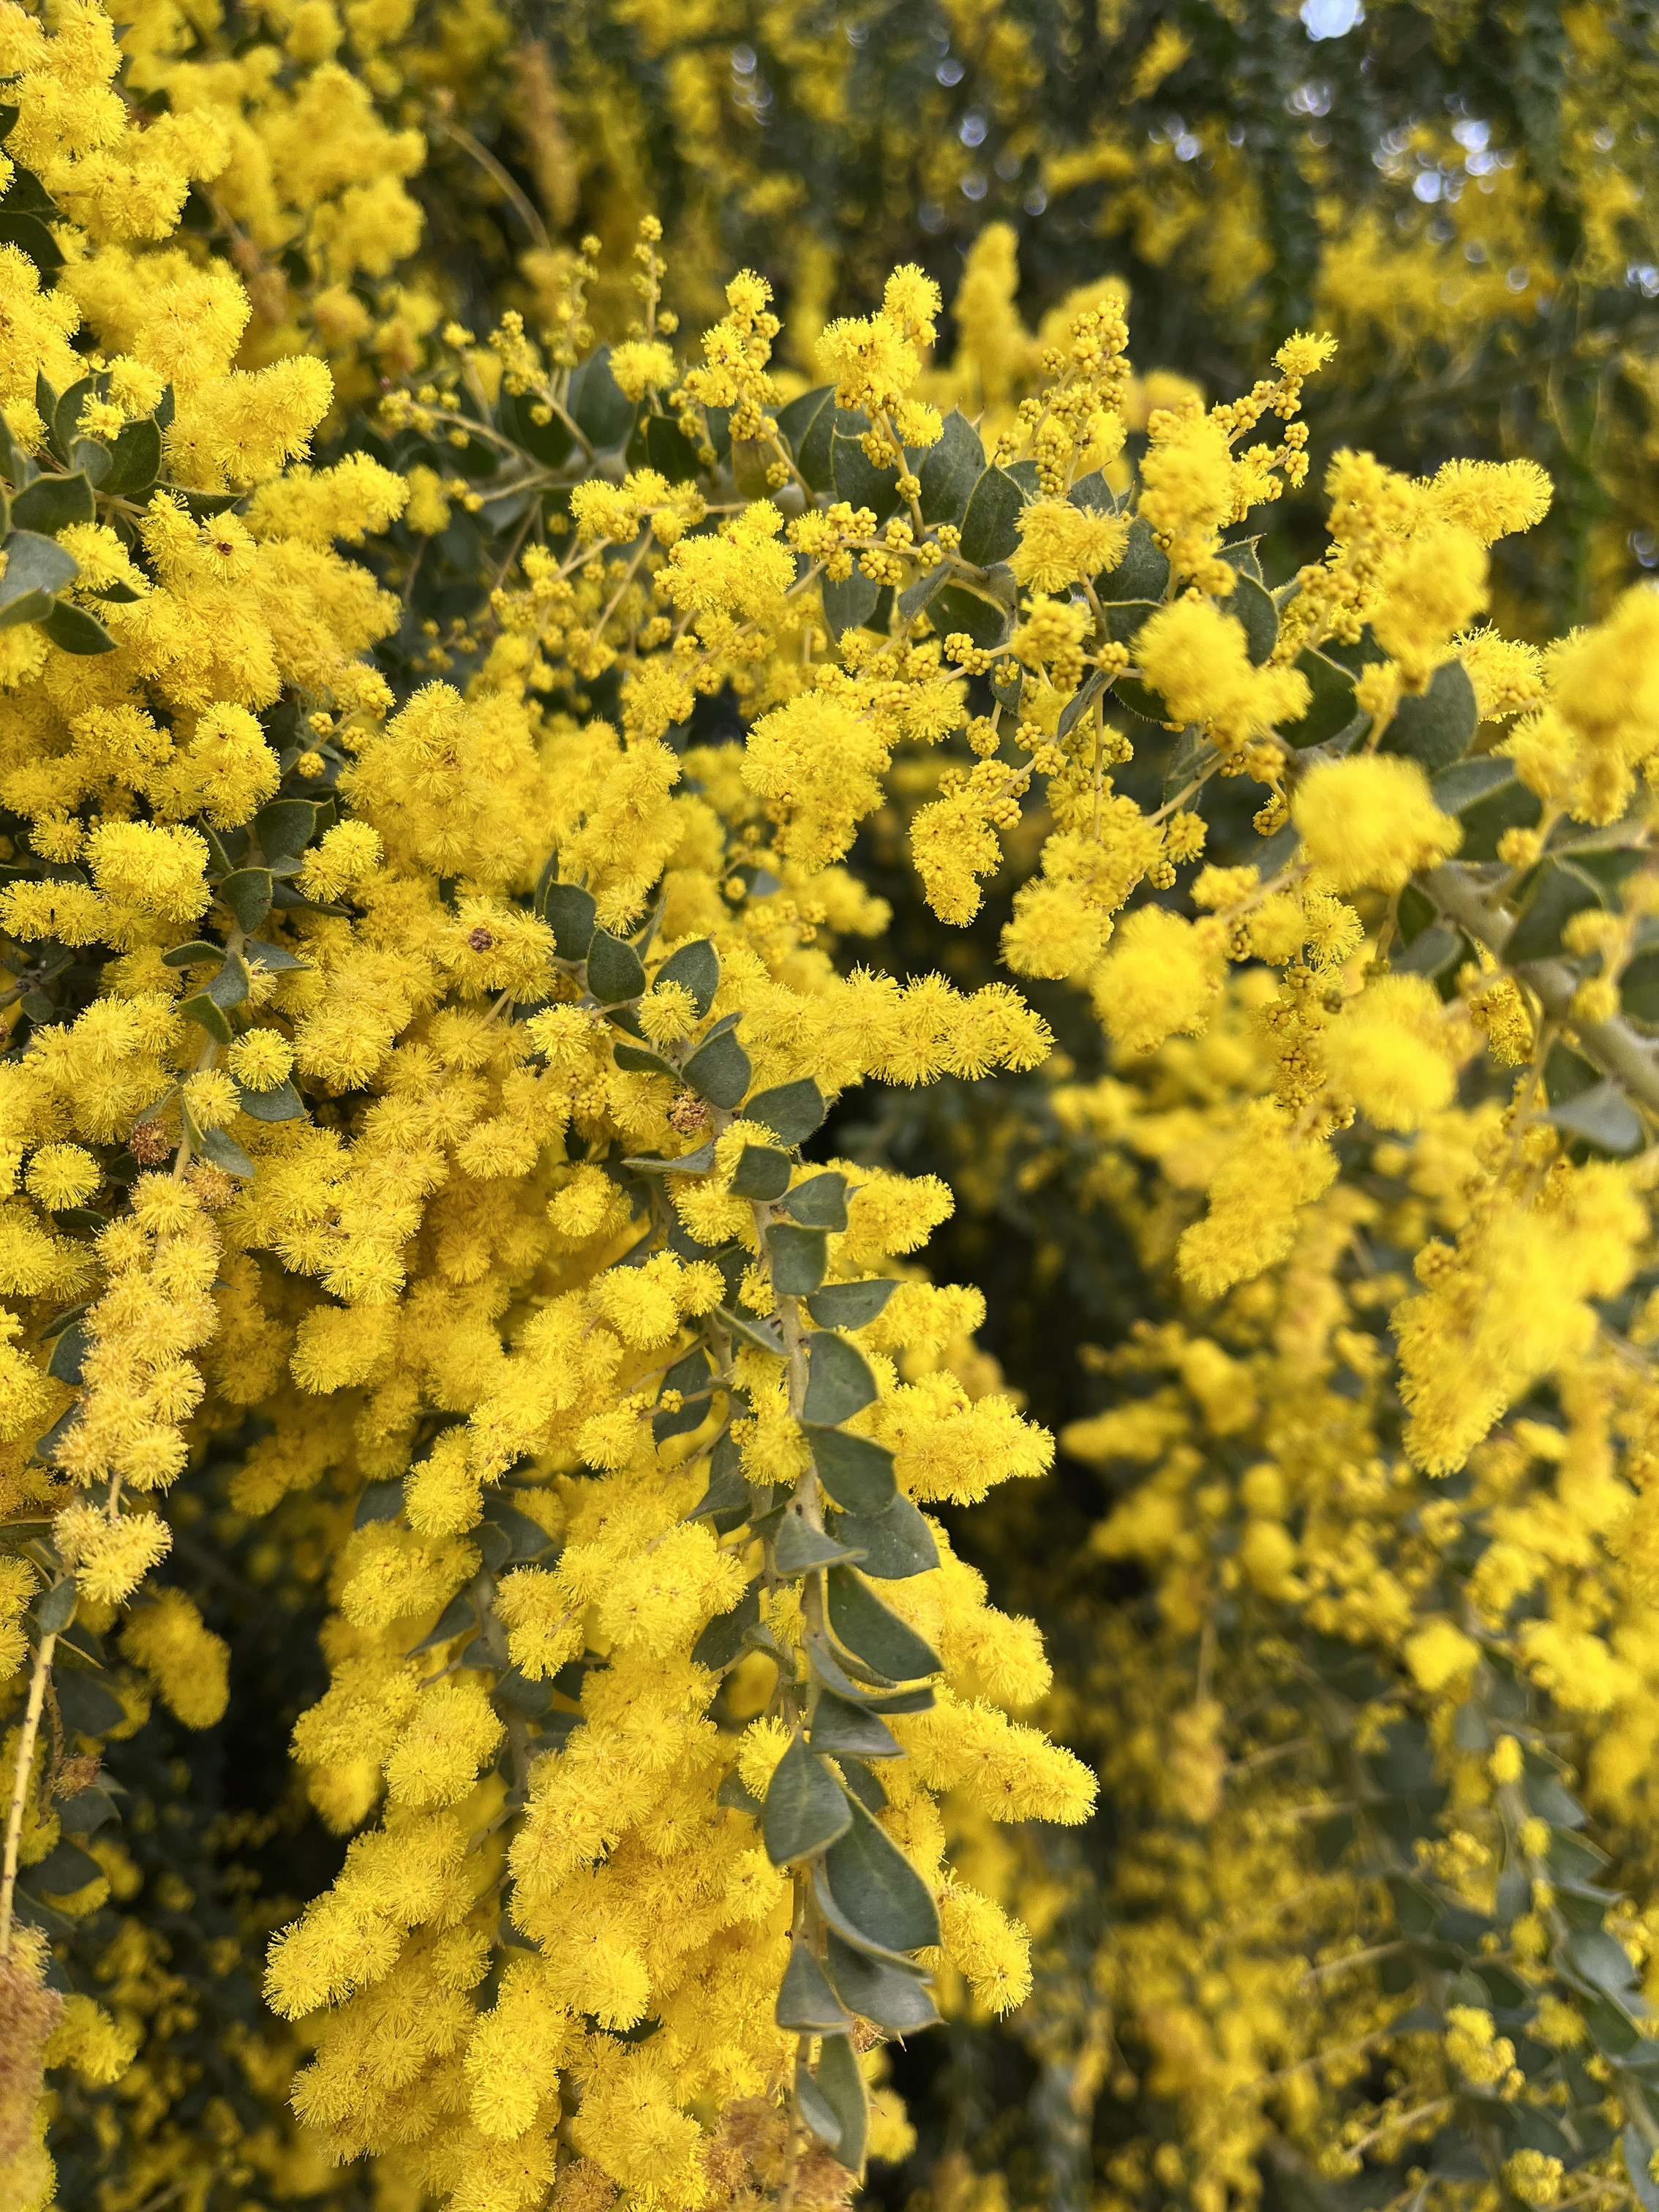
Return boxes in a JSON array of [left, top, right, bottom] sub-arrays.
[[1, 1628, 57, 1957]]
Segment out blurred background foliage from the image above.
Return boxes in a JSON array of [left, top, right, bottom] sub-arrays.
[[405, 0, 1659, 636]]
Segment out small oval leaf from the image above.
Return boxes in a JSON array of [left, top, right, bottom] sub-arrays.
[[763, 1731, 854, 1865]]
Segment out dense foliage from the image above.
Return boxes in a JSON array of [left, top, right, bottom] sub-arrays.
[[7, 6, 1659, 2212]]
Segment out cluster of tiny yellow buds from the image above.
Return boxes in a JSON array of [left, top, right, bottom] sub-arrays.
[[1098, 642, 1131, 675], [296, 750, 326, 778], [967, 717, 1001, 758], [486, 308, 542, 394], [1497, 827, 1543, 868], [1254, 794, 1291, 835], [859, 546, 906, 587], [944, 635, 997, 675], [307, 710, 334, 736], [935, 522, 963, 553]]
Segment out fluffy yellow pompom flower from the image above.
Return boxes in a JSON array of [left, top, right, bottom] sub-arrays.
[[43, 1995, 139, 2088], [1134, 595, 1311, 748], [1094, 906, 1226, 1054], [296, 819, 383, 901], [85, 820, 211, 922], [1292, 753, 1461, 893], [1372, 521, 1489, 688], [1425, 456, 1552, 544], [1324, 973, 1459, 1131], [24, 1143, 101, 1209], [609, 339, 676, 399], [53, 1503, 173, 1606], [1010, 499, 1129, 590], [1403, 1617, 1483, 1692], [121, 1589, 231, 1727], [182, 1069, 240, 1130], [227, 1031, 295, 1090]]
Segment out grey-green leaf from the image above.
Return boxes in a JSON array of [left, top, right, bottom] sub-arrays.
[[34, 1576, 78, 1636], [821, 1793, 941, 1955], [832, 1494, 937, 1579], [199, 1126, 256, 1178], [810, 1690, 900, 1761], [813, 2031, 868, 2175], [729, 1144, 792, 1200], [825, 1931, 941, 2034], [31, 1837, 103, 1897], [1101, 515, 1169, 601], [805, 1280, 898, 1330], [958, 464, 1026, 568], [795, 2069, 844, 2151], [1380, 658, 1478, 773], [775, 385, 835, 484], [178, 991, 233, 1045], [544, 881, 596, 960], [718, 1304, 786, 1356], [55, 1668, 124, 1737], [655, 937, 719, 1017], [587, 928, 646, 1004], [11, 469, 94, 533], [568, 346, 635, 449], [46, 1320, 88, 1385], [691, 1577, 760, 1672], [808, 1426, 897, 1513], [831, 427, 901, 522], [687, 1434, 751, 1523], [683, 1024, 751, 1108], [1547, 1080, 1644, 1156], [802, 1333, 877, 1426], [926, 582, 1009, 651], [0, 529, 76, 612], [219, 868, 274, 933], [1506, 857, 1603, 965], [779, 1171, 848, 1230], [237, 1078, 306, 1124], [763, 1731, 854, 1865], [1283, 650, 1360, 748], [745, 1076, 826, 1146], [827, 1565, 940, 1681], [821, 567, 881, 641], [770, 1224, 827, 1295], [41, 598, 115, 655], [774, 1502, 865, 1574], [102, 414, 162, 497], [1227, 573, 1278, 666], [790, 390, 840, 491], [777, 1940, 854, 2033], [917, 408, 985, 525], [613, 1042, 680, 1078]]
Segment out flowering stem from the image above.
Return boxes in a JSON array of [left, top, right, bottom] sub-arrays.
[[0, 1628, 57, 1959], [1423, 862, 1659, 1118]]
